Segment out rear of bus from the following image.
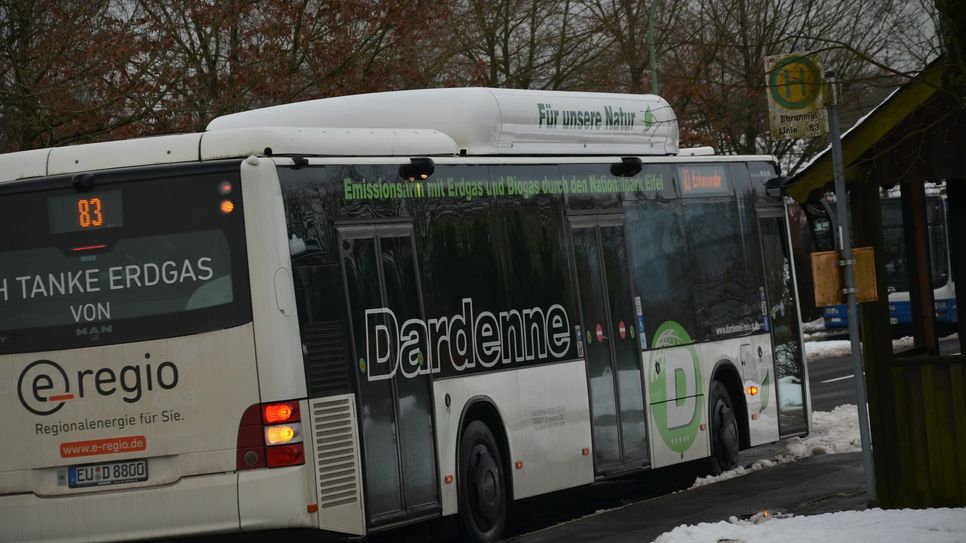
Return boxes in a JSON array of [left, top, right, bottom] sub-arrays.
[[0, 161, 305, 541]]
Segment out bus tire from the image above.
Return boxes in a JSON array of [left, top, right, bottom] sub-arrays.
[[458, 420, 507, 542], [708, 381, 739, 475]]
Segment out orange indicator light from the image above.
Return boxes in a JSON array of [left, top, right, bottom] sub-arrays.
[[265, 424, 300, 445], [444, 475, 454, 484], [264, 403, 294, 423], [307, 504, 319, 513], [747, 385, 760, 396], [220, 199, 235, 214], [515, 461, 524, 470]]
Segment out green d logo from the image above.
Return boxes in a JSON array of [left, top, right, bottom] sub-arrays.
[[648, 321, 703, 453]]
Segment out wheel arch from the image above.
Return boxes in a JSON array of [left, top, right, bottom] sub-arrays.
[[457, 395, 514, 500], [710, 360, 750, 450]]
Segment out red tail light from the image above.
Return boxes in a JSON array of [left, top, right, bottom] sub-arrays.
[[236, 400, 305, 470], [267, 444, 305, 467]]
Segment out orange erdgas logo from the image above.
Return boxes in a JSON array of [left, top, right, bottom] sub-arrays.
[[17, 357, 179, 416]]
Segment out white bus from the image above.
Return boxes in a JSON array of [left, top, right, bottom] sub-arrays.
[[0, 88, 809, 542], [817, 193, 957, 334]]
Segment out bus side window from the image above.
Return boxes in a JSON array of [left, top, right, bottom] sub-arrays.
[[625, 199, 697, 346], [682, 197, 757, 341], [279, 166, 353, 398]]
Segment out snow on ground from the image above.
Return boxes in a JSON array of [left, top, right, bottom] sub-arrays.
[[672, 404, 963, 542], [654, 328, 966, 542], [804, 338, 856, 359], [804, 336, 917, 360], [802, 316, 959, 361], [690, 405, 861, 488], [800, 317, 826, 336], [801, 318, 847, 342], [653, 507, 966, 543]]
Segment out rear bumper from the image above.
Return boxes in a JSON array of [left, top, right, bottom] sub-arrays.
[[0, 472, 240, 543]]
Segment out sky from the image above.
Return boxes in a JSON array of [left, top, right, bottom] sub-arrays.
[[651, 337, 966, 542]]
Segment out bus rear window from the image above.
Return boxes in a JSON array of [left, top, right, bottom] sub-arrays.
[[0, 166, 251, 354]]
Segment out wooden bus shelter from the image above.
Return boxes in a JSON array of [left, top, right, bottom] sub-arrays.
[[785, 58, 966, 507]]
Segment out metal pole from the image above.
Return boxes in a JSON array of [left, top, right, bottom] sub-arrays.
[[647, 0, 661, 94], [826, 71, 876, 498]]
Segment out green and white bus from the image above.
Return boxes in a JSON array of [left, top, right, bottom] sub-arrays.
[[0, 88, 809, 542]]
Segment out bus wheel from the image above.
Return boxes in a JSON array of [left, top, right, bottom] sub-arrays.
[[708, 381, 739, 475], [458, 420, 507, 542]]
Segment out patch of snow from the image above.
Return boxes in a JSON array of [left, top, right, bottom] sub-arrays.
[[804, 336, 918, 361], [691, 405, 860, 488], [802, 329, 845, 342], [777, 376, 803, 409], [800, 317, 825, 335], [653, 507, 966, 543], [289, 234, 307, 255]]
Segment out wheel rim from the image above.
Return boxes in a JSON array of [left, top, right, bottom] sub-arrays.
[[468, 442, 502, 529]]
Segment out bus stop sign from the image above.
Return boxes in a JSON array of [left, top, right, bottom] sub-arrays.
[[765, 53, 829, 140]]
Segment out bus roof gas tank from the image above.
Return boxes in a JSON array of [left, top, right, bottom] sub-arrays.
[[206, 88, 679, 157]]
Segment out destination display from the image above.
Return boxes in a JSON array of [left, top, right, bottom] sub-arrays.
[[678, 164, 731, 196], [48, 190, 123, 234]]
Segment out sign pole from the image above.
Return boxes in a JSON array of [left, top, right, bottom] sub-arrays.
[[826, 71, 876, 499]]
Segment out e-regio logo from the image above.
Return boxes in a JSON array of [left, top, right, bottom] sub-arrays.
[[18, 360, 72, 416], [17, 356, 180, 416]]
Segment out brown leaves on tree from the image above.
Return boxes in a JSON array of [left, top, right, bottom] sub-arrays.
[[0, 0, 945, 173]]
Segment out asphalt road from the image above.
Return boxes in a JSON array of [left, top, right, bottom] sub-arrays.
[[504, 452, 867, 543], [807, 335, 961, 412]]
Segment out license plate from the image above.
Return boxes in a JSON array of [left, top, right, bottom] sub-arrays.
[[68, 459, 148, 488]]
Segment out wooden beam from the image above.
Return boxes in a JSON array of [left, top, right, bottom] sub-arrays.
[[948, 180, 966, 346], [852, 180, 894, 503], [900, 180, 939, 353]]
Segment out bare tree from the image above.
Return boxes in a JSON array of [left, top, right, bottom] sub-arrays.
[[935, 0, 966, 96], [0, 0, 168, 151], [0, 0, 943, 158], [137, 0, 456, 132], [581, 0, 686, 93], [449, 0, 605, 89], [654, 0, 937, 173]]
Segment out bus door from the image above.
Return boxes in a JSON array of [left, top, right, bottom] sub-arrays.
[[570, 215, 649, 474], [757, 207, 809, 436], [338, 224, 441, 527]]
